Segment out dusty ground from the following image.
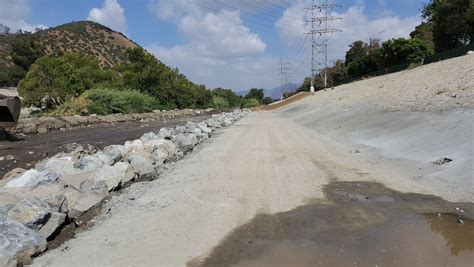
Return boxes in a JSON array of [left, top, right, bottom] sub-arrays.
[[32, 112, 473, 267], [29, 55, 473, 266], [0, 114, 212, 179]]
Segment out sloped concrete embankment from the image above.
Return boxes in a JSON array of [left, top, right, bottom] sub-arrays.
[[275, 55, 474, 203], [0, 110, 247, 266]]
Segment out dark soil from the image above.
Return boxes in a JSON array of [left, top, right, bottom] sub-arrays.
[[189, 181, 474, 267]]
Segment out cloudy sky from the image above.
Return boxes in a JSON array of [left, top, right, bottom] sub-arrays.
[[0, 0, 424, 91]]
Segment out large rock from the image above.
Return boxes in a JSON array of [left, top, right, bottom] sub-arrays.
[[126, 153, 155, 176], [197, 122, 212, 134], [140, 132, 159, 141], [3, 170, 58, 189], [87, 165, 124, 191], [1, 168, 27, 187], [76, 153, 112, 170], [149, 140, 176, 164], [1, 192, 66, 239], [63, 186, 108, 219], [103, 145, 130, 163], [36, 155, 78, 177], [174, 133, 199, 152], [157, 127, 174, 140], [113, 162, 136, 184], [124, 140, 144, 151], [0, 219, 47, 267]]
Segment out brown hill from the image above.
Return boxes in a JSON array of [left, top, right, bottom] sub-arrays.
[[0, 21, 137, 72], [36, 21, 137, 67]]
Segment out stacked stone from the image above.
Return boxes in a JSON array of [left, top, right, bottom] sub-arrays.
[[0, 110, 248, 266]]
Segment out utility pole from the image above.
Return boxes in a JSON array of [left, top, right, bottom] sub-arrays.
[[306, 0, 342, 91], [278, 60, 291, 99]]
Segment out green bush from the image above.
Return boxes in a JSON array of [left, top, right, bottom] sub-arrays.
[[85, 87, 162, 115], [54, 87, 162, 115], [212, 96, 229, 109], [18, 53, 117, 109], [242, 98, 260, 108]]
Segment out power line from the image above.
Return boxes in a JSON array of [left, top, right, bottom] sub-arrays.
[[185, 0, 302, 33], [278, 60, 292, 99], [306, 0, 342, 91]]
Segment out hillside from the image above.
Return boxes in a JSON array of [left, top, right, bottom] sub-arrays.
[[0, 21, 137, 71]]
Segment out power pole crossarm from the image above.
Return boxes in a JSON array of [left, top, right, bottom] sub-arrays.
[[305, 0, 342, 91]]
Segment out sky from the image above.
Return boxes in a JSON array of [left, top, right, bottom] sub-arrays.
[[0, 0, 426, 91]]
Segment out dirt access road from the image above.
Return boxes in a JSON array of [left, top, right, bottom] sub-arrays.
[[33, 112, 473, 267], [0, 114, 213, 178]]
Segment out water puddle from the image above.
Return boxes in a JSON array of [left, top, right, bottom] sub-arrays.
[[189, 182, 474, 267]]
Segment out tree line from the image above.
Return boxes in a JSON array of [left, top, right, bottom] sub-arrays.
[[16, 47, 269, 114], [298, 0, 473, 92]]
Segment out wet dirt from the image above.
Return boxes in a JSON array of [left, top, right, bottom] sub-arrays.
[[189, 181, 474, 267], [0, 114, 213, 178]]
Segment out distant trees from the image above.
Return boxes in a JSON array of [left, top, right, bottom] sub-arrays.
[[211, 88, 242, 108], [244, 88, 264, 103]]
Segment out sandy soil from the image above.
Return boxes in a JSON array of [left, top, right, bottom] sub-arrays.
[[306, 54, 474, 111]]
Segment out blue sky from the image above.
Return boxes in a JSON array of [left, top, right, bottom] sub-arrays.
[[1, 0, 426, 90]]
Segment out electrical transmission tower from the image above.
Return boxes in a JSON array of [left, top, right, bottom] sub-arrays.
[[306, 0, 342, 92], [278, 60, 291, 100]]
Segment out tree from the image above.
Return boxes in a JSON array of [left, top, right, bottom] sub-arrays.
[[18, 53, 114, 109], [0, 24, 10, 35], [380, 38, 434, 66], [410, 22, 435, 49], [422, 0, 473, 51], [244, 88, 264, 103], [10, 34, 44, 70], [212, 88, 242, 108], [262, 97, 275, 105], [345, 40, 381, 77]]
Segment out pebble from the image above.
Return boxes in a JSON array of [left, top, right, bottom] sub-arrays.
[[5, 155, 15, 160], [28, 151, 34, 155], [458, 219, 464, 224]]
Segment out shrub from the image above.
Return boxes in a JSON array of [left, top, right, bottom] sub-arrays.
[[212, 96, 229, 109], [84, 87, 162, 115], [18, 53, 116, 109], [242, 98, 260, 108], [54, 87, 162, 115]]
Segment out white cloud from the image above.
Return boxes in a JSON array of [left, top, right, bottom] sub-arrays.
[[277, 1, 421, 82], [0, 0, 47, 32], [88, 0, 127, 34], [147, 5, 277, 91]]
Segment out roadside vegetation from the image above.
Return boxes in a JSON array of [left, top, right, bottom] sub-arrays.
[[17, 47, 249, 114], [297, 0, 473, 92]]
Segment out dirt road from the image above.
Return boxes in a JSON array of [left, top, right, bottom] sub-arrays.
[[0, 114, 213, 178], [32, 112, 473, 267]]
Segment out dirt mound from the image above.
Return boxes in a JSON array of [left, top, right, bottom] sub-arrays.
[[259, 92, 311, 111]]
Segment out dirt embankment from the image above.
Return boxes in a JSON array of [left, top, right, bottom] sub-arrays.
[[9, 109, 216, 136]]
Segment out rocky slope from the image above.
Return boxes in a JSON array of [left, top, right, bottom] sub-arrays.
[[0, 110, 247, 266]]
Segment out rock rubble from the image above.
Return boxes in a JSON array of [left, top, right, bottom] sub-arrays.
[[0, 110, 248, 266]]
